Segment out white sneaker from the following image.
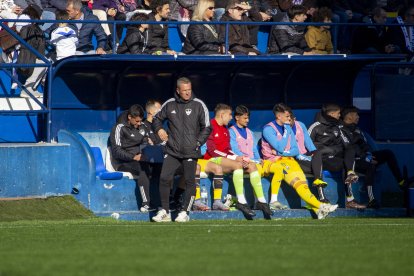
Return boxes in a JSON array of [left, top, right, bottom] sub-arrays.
[[175, 211, 190, 222], [152, 209, 171, 222], [223, 194, 233, 208], [316, 203, 338, 220], [140, 205, 150, 213], [20, 87, 43, 98]]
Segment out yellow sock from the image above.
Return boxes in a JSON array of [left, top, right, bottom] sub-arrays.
[[269, 162, 283, 201], [213, 188, 222, 200], [294, 182, 321, 209], [195, 186, 201, 200]]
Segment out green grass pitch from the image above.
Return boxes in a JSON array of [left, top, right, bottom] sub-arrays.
[[1, 218, 414, 276]]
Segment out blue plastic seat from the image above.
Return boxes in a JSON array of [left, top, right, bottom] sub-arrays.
[[91, 147, 123, 180]]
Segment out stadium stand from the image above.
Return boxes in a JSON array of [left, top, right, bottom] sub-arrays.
[[1, 15, 414, 219]]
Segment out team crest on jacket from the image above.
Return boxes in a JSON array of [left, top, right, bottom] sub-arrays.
[[185, 108, 192, 115]]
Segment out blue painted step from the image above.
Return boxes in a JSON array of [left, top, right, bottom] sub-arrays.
[[95, 208, 407, 221]]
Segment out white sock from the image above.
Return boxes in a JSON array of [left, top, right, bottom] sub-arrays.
[[270, 194, 278, 203], [257, 197, 266, 203], [237, 194, 247, 204]]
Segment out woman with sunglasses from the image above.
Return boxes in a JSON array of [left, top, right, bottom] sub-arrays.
[[183, 0, 225, 54]]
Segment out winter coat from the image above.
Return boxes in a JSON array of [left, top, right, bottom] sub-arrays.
[[152, 92, 211, 159], [385, 18, 414, 56], [17, 23, 45, 78], [268, 17, 310, 54], [146, 13, 169, 53], [169, 0, 197, 21], [352, 22, 387, 54], [308, 112, 349, 157], [218, 12, 261, 55], [40, 0, 66, 12], [109, 117, 150, 170], [305, 25, 333, 54], [117, 26, 148, 54], [183, 23, 222, 55], [14, 0, 43, 10], [341, 123, 371, 159]]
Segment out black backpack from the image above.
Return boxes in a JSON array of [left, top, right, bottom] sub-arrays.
[[17, 24, 45, 78]]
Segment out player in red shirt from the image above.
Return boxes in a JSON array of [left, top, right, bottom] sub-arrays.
[[205, 104, 272, 220]]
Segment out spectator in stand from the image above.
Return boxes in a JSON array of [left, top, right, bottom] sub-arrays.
[[268, 4, 315, 54], [386, 4, 414, 56], [308, 103, 365, 209], [204, 103, 272, 220], [14, 0, 42, 10], [183, 0, 225, 55], [169, 0, 197, 38], [40, 0, 67, 31], [17, 4, 46, 98], [261, 103, 338, 219], [50, 10, 78, 60], [106, 0, 138, 47], [341, 106, 407, 209], [352, 7, 398, 54], [137, 0, 151, 10], [109, 104, 153, 213], [319, 0, 363, 52], [305, 6, 334, 54], [146, 0, 176, 54], [65, 0, 107, 54], [92, 0, 117, 48], [218, 0, 262, 55], [0, 0, 24, 29], [117, 12, 149, 54]]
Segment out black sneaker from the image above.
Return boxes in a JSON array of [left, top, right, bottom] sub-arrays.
[[255, 202, 273, 220], [367, 199, 380, 209], [235, 202, 256, 220]]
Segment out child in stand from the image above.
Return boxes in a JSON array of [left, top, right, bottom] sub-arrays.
[[117, 12, 149, 54], [50, 10, 78, 60]]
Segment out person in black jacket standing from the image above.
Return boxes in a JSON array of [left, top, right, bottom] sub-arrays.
[[152, 77, 211, 222], [109, 104, 153, 213]]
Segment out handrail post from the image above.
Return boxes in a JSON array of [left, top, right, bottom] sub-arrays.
[[225, 23, 229, 55]]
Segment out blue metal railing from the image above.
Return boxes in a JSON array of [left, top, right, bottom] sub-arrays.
[[0, 18, 412, 142]]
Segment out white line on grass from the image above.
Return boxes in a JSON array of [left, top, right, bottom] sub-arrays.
[[1, 223, 414, 229]]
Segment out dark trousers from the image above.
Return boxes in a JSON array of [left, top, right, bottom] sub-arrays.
[[118, 161, 151, 205], [297, 150, 324, 179], [355, 149, 403, 187], [321, 147, 356, 175], [159, 155, 196, 213]]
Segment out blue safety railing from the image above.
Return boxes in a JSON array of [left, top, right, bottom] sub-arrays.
[[0, 18, 412, 142]]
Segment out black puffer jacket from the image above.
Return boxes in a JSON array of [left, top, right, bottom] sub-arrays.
[[218, 12, 261, 55], [117, 26, 148, 54], [183, 23, 222, 55], [341, 123, 371, 159], [146, 13, 170, 53], [308, 112, 349, 157], [152, 92, 211, 159], [268, 17, 310, 54]]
